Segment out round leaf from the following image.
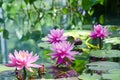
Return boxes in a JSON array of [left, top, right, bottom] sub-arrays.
[[90, 50, 120, 58], [78, 73, 101, 80], [87, 61, 120, 71]]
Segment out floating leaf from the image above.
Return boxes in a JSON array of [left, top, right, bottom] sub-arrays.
[[0, 70, 16, 78], [102, 73, 120, 80], [110, 30, 120, 37], [40, 77, 78, 80], [0, 64, 15, 73], [108, 69, 120, 74], [78, 73, 101, 80], [87, 61, 120, 71], [104, 37, 120, 45], [64, 30, 90, 39], [90, 50, 120, 58], [38, 42, 52, 49], [102, 69, 120, 80]]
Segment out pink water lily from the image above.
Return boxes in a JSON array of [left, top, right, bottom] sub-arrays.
[[50, 41, 78, 65], [6, 50, 41, 72], [46, 29, 67, 43], [90, 24, 111, 39]]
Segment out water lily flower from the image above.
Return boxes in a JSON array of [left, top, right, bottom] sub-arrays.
[[90, 24, 111, 39], [46, 29, 67, 43], [50, 41, 78, 65], [6, 50, 41, 72]]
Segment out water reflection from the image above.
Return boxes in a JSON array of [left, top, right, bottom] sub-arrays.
[[0, 70, 16, 80]]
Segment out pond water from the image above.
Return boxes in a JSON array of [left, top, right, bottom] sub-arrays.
[[0, 70, 16, 80]]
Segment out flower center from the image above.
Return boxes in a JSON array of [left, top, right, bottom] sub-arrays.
[[21, 53, 26, 58]]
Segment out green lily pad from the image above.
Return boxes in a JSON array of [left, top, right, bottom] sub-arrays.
[[78, 73, 101, 80], [87, 61, 120, 71], [0, 64, 15, 72], [90, 50, 120, 58], [102, 73, 120, 80], [38, 42, 52, 49], [0, 64, 15, 78], [36, 77, 79, 80], [104, 37, 120, 45], [102, 69, 120, 80], [64, 30, 90, 39], [108, 69, 120, 74]]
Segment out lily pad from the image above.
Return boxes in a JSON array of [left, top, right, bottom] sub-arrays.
[[102, 73, 120, 80], [64, 30, 90, 39], [108, 69, 120, 74], [90, 50, 120, 58], [102, 69, 120, 80], [104, 37, 120, 45], [87, 61, 120, 71], [38, 42, 52, 49], [0, 64, 15, 72], [36, 77, 79, 80], [78, 73, 101, 80], [0, 64, 15, 78]]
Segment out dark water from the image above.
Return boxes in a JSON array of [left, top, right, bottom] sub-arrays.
[[0, 70, 16, 80]]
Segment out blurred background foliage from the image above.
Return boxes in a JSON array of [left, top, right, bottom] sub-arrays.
[[0, 0, 120, 79]]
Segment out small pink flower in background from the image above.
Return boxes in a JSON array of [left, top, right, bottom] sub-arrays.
[[50, 41, 78, 65], [6, 50, 41, 72], [90, 24, 111, 39], [90, 31, 98, 39], [46, 29, 67, 43]]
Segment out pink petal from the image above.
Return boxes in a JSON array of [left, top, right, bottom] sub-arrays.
[[5, 63, 16, 67], [70, 51, 78, 55], [57, 57, 63, 64], [29, 55, 39, 63], [26, 67, 33, 72], [17, 66, 24, 70], [66, 55, 75, 60], [61, 55, 65, 59], [9, 53, 15, 61], [14, 50, 19, 58], [52, 54, 57, 59], [29, 64, 41, 68], [47, 34, 53, 39]]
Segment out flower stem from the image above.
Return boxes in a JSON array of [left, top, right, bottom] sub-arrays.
[[23, 67, 26, 80], [99, 38, 102, 50]]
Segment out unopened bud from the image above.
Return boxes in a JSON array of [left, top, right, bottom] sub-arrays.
[[74, 38, 82, 45]]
